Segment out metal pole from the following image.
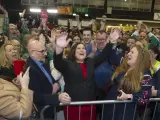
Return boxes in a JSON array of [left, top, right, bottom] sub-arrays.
[[60, 98, 160, 106], [132, 103, 138, 120], [104, 0, 107, 14], [151, 0, 156, 13], [67, 106, 68, 120], [142, 104, 148, 120], [122, 103, 127, 120], [79, 105, 81, 120], [112, 103, 116, 120], [101, 104, 104, 120], [90, 105, 93, 120], [152, 102, 158, 120]]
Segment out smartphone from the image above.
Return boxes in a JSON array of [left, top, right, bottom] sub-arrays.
[[14, 60, 25, 76]]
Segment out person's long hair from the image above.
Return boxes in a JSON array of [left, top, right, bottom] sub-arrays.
[[0, 42, 14, 69], [112, 45, 150, 93], [67, 42, 86, 61]]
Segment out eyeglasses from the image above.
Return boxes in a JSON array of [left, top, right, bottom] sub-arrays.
[[32, 49, 47, 54]]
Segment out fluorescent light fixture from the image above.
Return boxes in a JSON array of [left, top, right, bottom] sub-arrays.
[[85, 14, 88, 17], [47, 9, 58, 13], [124, 0, 127, 1], [30, 8, 41, 13], [73, 13, 76, 16]]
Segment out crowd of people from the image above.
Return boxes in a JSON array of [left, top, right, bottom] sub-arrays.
[[0, 4, 160, 120]]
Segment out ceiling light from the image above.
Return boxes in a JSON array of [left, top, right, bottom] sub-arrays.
[[73, 13, 76, 16], [47, 9, 58, 13], [30, 8, 41, 13], [85, 14, 88, 17]]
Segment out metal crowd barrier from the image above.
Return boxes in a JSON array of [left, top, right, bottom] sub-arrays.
[[33, 98, 160, 120]]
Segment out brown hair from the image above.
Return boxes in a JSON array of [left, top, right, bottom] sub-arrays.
[[68, 42, 86, 61], [112, 45, 150, 93]]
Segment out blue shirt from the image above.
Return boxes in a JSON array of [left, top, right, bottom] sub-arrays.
[[94, 50, 114, 88], [86, 43, 92, 56], [31, 57, 53, 85]]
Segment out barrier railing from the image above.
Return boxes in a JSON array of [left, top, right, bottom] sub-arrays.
[[30, 98, 160, 120]]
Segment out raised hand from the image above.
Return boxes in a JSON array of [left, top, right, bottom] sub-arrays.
[[0, 5, 8, 17], [142, 24, 149, 33], [56, 33, 71, 48], [20, 9, 26, 18], [137, 21, 143, 31], [18, 67, 30, 89], [92, 41, 97, 53]]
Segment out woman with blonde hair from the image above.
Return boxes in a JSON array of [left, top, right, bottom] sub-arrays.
[[103, 45, 152, 120], [9, 39, 21, 52], [0, 42, 20, 79]]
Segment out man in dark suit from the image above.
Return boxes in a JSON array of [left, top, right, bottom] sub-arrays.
[[26, 37, 71, 119]]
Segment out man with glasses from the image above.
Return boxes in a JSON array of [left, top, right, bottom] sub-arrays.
[[26, 38, 71, 119]]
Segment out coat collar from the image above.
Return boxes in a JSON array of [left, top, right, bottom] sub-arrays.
[[0, 79, 19, 92]]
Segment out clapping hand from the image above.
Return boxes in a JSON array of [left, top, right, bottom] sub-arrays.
[[56, 33, 71, 48]]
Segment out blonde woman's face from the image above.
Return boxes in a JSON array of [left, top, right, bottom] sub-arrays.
[[5, 45, 19, 63]]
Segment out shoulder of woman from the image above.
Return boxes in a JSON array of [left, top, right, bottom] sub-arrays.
[[0, 79, 19, 91]]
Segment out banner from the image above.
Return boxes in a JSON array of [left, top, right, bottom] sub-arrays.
[[74, 7, 88, 13], [57, 6, 73, 15], [41, 9, 48, 23]]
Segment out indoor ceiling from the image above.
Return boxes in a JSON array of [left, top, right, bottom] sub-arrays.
[[21, 0, 160, 11]]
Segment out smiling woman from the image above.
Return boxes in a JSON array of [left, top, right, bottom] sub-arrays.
[[0, 42, 20, 79], [54, 34, 113, 120]]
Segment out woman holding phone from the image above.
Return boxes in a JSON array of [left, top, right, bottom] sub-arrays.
[[0, 67, 33, 120], [103, 45, 152, 120]]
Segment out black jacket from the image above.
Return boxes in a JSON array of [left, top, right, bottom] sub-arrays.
[[28, 57, 59, 118], [54, 43, 113, 101]]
